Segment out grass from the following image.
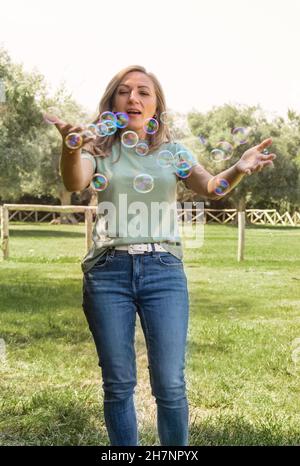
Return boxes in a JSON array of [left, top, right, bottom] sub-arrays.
[[0, 222, 300, 445]]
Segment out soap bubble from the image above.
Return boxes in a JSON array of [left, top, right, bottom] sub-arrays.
[[96, 120, 117, 137], [115, 112, 129, 128], [232, 127, 251, 145], [157, 150, 175, 168], [102, 120, 117, 136], [214, 178, 230, 196], [99, 111, 117, 124], [84, 123, 99, 137], [211, 141, 233, 162], [90, 173, 109, 192], [133, 173, 154, 193], [175, 160, 193, 179], [121, 130, 139, 148], [135, 142, 150, 156], [174, 150, 195, 166], [64, 132, 83, 150], [143, 117, 159, 134]]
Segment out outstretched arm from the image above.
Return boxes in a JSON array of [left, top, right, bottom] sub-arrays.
[[185, 138, 276, 199]]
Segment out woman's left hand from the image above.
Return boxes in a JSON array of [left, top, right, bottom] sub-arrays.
[[236, 138, 276, 176]]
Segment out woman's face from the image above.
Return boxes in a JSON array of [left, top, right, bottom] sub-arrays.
[[113, 71, 157, 139]]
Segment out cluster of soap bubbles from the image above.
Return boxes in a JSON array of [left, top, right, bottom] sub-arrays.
[[43, 108, 162, 193], [44, 107, 249, 196]]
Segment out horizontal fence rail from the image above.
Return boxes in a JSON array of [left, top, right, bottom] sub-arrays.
[[1, 204, 299, 261], [2, 205, 300, 226]]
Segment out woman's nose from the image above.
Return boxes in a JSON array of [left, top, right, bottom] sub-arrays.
[[129, 90, 139, 101]]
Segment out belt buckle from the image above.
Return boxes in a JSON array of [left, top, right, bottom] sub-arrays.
[[128, 244, 146, 255]]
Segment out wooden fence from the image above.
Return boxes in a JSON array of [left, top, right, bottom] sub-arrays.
[[4, 206, 300, 226], [1, 204, 299, 261]]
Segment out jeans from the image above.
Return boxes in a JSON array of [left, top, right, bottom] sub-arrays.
[[82, 247, 190, 446]]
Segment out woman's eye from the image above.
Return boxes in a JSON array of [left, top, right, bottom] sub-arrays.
[[119, 91, 128, 94]]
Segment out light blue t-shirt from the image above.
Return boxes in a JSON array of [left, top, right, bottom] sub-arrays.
[[80, 140, 199, 273]]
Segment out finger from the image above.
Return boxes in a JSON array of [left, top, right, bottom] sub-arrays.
[[259, 152, 276, 162], [256, 138, 272, 151], [54, 119, 68, 130], [68, 126, 84, 133], [82, 137, 95, 144]]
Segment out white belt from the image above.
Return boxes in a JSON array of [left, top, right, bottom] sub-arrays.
[[114, 243, 167, 254]]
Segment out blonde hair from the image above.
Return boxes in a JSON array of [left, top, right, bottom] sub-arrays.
[[82, 65, 171, 162]]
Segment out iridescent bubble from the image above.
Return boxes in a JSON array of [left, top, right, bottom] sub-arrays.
[[99, 111, 117, 124], [175, 160, 192, 179], [214, 178, 230, 196], [143, 117, 159, 134], [102, 120, 117, 136], [232, 127, 251, 145], [43, 106, 61, 124], [198, 135, 207, 145], [96, 122, 109, 137], [211, 149, 225, 162], [64, 132, 83, 150], [121, 130, 139, 148], [157, 150, 175, 168], [90, 173, 109, 192], [174, 150, 195, 167], [262, 148, 269, 155], [211, 141, 233, 162], [115, 112, 129, 128], [135, 142, 149, 156], [96, 120, 117, 137], [85, 123, 99, 137], [133, 173, 154, 193]]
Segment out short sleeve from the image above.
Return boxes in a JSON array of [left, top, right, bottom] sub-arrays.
[[81, 150, 96, 173]]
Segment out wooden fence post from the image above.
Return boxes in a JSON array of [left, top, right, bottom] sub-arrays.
[[85, 209, 93, 253], [237, 211, 245, 262], [1, 205, 9, 260]]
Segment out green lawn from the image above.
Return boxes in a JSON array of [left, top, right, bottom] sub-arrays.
[[0, 222, 300, 446]]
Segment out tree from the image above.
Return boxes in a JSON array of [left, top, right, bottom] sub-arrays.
[[0, 47, 95, 222], [185, 104, 299, 213]]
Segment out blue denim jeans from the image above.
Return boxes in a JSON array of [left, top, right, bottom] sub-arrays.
[[82, 247, 190, 446]]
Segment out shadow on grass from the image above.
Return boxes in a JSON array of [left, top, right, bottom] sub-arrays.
[[0, 390, 109, 446], [2, 407, 298, 445], [189, 413, 300, 445]]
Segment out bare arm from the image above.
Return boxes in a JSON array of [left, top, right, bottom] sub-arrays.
[[60, 145, 95, 192], [55, 120, 95, 192], [184, 138, 276, 200]]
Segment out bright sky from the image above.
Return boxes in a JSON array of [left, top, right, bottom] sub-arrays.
[[1, 0, 300, 118]]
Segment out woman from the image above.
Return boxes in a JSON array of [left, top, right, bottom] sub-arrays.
[[55, 65, 276, 446]]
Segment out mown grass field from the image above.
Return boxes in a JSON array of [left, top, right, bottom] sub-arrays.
[[0, 222, 300, 446]]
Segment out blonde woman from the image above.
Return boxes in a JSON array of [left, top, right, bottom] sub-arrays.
[[55, 65, 276, 446]]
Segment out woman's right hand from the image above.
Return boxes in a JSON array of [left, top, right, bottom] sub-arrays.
[[54, 118, 96, 147]]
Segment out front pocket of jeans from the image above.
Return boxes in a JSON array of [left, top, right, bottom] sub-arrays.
[[93, 253, 110, 268], [158, 253, 183, 266]]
